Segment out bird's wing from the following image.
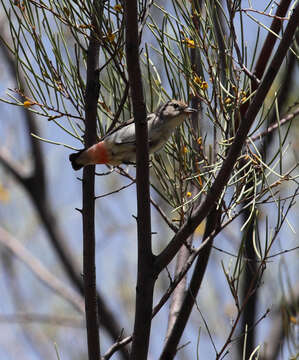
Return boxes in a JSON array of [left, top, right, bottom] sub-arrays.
[[106, 113, 157, 145]]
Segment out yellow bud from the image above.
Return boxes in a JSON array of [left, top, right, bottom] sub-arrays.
[[63, 6, 70, 17], [79, 24, 90, 29], [183, 38, 196, 48], [224, 97, 232, 105], [107, 32, 115, 43], [23, 100, 34, 108], [197, 174, 203, 187], [200, 81, 208, 90], [193, 75, 201, 85], [186, 191, 192, 197], [290, 316, 297, 324], [113, 4, 123, 12]]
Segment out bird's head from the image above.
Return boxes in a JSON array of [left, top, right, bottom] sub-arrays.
[[156, 100, 197, 121]]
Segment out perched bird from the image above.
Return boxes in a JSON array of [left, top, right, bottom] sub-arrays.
[[69, 99, 196, 170]]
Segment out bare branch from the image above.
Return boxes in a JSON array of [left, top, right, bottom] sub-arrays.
[[0, 313, 84, 328], [249, 107, 299, 143], [0, 227, 85, 313], [125, 1, 154, 359], [102, 336, 133, 360], [82, 3, 102, 359], [160, 205, 220, 359]]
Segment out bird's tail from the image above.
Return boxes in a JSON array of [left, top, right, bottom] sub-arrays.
[[69, 149, 85, 170]]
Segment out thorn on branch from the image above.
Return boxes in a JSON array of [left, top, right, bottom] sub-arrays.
[[165, 266, 174, 285]]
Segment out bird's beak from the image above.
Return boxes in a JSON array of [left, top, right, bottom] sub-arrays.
[[184, 107, 197, 113]]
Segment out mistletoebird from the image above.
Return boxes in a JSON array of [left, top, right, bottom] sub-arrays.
[[69, 100, 197, 170]]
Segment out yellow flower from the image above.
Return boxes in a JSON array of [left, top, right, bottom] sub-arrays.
[[113, 4, 123, 12], [224, 97, 232, 105], [197, 137, 202, 145], [240, 91, 247, 103], [200, 81, 208, 90], [182, 145, 188, 154], [231, 85, 238, 94], [183, 38, 196, 48], [106, 31, 115, 43], [186, 191, 192, 197], [193, 75, 201, 85]]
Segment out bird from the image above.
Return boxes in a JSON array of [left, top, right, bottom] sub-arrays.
[[69, 99, 197, 170]]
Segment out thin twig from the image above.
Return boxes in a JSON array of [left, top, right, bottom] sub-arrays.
[[241, 8, 290, 21], [116, 167, 178, 233], [95, 180, 135, 199], [249, 107, 299, 143], [101, 336, 133, 360]]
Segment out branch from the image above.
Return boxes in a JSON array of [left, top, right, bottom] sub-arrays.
[[0, 147, 28, 185], [125, 1, 154, 359], [102, 336, 133, 360], [0, 227, 85, 313], [241, 8, 290, 21], [159, 206, 220, 359], [253, 0, 292, 81], [261, 283, 299, 360], [0, 313, 84, 328], [249, 107, 299, 143], [82, 4, 102, 359], [116, 167, 178, 233], [164, 238, 192, 343], [153, 2, 299, 275], [152, 234, 215, 318]]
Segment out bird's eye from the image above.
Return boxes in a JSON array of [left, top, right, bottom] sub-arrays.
[[172, 103, 180, 109]]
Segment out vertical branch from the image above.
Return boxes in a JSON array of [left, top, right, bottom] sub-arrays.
[[164, 239, 192, 343], [253, 0, 292, 81], [124, 1, 154, 359], [160, 206, 220, 359], [165, 0, 204, 342], [239, 211, 257, 358], [82, 4, 102, 359], [238, 1, 293, 357]]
